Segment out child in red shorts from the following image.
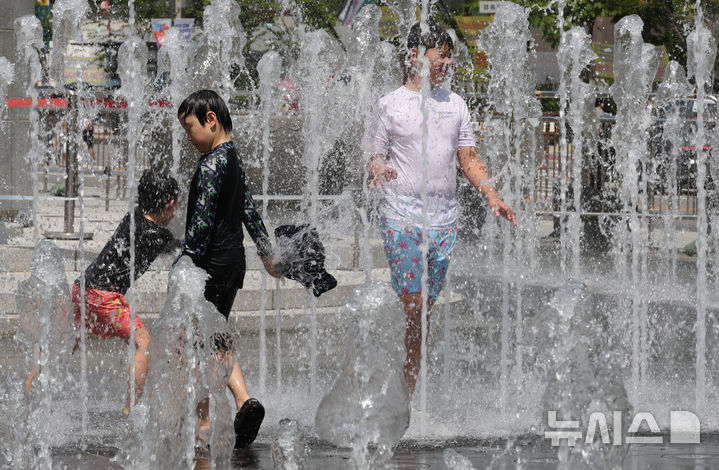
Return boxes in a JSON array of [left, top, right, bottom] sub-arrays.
[[27, 170, 180, 417]]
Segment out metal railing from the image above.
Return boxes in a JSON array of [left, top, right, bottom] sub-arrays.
[[30, 107, 703, 221], [529, 115, 700, 217], [39, 107, 152, 172]]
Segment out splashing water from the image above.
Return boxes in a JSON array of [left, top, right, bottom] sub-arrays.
[[14, 241, 75, 468], [188, 0, 246, 100], [534, 281, 631, 469], [315, 282, 410, 469], [5, 1, 719, 466], [118, 257, 234, 469], [443, 448, 476, 470], [271, 418, 307, 470]]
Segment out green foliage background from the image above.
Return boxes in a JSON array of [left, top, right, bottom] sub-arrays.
[[41, 0, 719, 90], [455, 0, 719, 69]]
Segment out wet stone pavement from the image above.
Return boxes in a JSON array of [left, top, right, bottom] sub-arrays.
[[5, 434, 719, 469]]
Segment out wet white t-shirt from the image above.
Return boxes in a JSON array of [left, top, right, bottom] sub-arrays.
[[366, 85, 475, 228]]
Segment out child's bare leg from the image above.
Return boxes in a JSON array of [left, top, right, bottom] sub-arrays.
[[196, 397, 210, 430], [227, 361, 251, 411], [400, 293, 434, 395], [27, 333, 82, 394], [25, 367, 37, 394], [195, 355, 250, 431], [123, 326, 150, 416]]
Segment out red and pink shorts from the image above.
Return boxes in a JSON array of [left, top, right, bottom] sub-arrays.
[[72, 283, 144, 340]]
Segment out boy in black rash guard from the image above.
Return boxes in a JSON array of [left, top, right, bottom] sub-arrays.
[[177, 89, 282, 448], [25, 170, 179, 417]]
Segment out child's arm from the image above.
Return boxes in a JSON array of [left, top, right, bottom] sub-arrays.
[[241, 185, 282, 278], [364, 100, 395, 188], [161, 237, 183, 253], [457, 146, 517, 226]]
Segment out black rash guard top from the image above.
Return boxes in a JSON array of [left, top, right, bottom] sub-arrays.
[[179, 140, 272, 269], [81, 207, 175, 294]]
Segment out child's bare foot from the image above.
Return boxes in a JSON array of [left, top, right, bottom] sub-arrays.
[[121, 406, 131, 418]]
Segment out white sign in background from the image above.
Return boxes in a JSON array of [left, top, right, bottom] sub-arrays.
[[478, 1, 507, 14]]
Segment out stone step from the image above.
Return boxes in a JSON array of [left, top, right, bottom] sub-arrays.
[[0, 282, 465, 335], [0, 267, 396, 316], [0, 236, 388, 273]]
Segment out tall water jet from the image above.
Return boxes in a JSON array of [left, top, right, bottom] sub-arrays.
[[654, 61, 691, 284], [256, 50, 282, 396], [49, 0, 89, 87], [610, 15, 659, 394], [13, 15, 43, 242], [352, 5, 402, 284], [446, 29, 475, 94], [14, 241, 74, 468], [476, 2, 542, 408], [157, 26, 191, 178], [534, 282, 630, 469], [557, 27, 597, 277], [189, 0, 246, 101], [554, 0, 569, 274], [0, 57, 13, 136], [315, 282, 410, 469], [295, 27, 343, 394], [685, 3, 716, 413], [117, 33, 148, 416], [295, 28, 345, 227], [390, 0, 419, 43], [343, 5, 397, 111], [119, 257, 234, 469]]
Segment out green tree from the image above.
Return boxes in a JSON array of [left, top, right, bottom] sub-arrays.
[[639, 0, 719, 67], [98, 0, 344, 34], [450, 0, 719, 86], [520, 0, 719, 83], [88, 0, 170, 23]]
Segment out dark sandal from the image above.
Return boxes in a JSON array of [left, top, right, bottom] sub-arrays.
[[234, 398, 265, 448]]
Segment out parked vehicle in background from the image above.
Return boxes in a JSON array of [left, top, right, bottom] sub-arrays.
[[650, 96, 717, 193]]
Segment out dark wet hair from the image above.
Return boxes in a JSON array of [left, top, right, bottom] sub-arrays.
[[137, 170, 179, 214], [210, 332, 234, 353], [192, 331, 234, 356], [177, 89, 233, 132], [407, 19, 454, 52]]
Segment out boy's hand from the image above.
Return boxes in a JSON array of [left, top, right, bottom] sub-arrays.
[[368, 155, 397, 188], [488, 195, 517, 227], [261, 255, 283, 278]]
